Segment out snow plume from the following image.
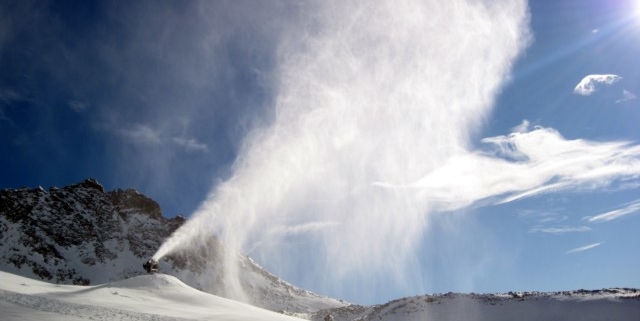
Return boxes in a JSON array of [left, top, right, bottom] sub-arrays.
[[155, 0, 531, 302]]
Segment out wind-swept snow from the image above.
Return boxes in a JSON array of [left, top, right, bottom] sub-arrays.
[[2, 270, 639, 321], [0, 271, 303, 321]]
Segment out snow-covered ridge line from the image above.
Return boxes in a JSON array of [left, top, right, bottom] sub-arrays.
[[3, 268, 639, 321], [313, 288, 640, 321], [0, 179, 346, 315]]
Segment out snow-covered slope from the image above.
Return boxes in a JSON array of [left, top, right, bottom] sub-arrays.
[[2, 270, 638, 321], [0, 270, 303, 321], [0, 179, 346, 315], [314, 290, 640, 321]]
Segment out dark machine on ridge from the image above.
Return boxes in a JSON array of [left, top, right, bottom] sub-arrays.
[[143, 258, 159, 274]]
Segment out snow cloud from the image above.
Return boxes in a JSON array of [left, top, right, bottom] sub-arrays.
[[155, 0, 532, 302], [573, 74, 622, 96]]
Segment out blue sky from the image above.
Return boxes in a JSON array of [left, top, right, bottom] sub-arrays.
[[1, 0, 640, 305]]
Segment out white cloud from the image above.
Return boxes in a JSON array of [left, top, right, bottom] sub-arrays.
[[121, 124, 162, 145], [172, 137, 208, 153], [586, 200, 640, 222], [573, 74, 622, 96], [566, 242, 601, 254], [510, 119, 530, 133], [616, 89, 637, 103], [529, 226, 591, 234], [404, 126, 640, 211], [518, 209, 568, 224], [120, 124, 208, 153]]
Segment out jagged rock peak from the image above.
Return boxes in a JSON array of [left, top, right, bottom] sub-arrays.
[[108, 188, 163, 220], [0, 178, 185, 285], [69, 178, 105, 193]]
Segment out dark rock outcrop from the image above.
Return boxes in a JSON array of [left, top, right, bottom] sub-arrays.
[[0, 179, 346, 314], [0, 179, 184, 284]]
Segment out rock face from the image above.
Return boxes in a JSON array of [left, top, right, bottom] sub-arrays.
[[0, 179, 184, 285], [0, 179, 345, 315]]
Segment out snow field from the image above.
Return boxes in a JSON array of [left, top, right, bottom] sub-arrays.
[[0, 271, 304, 321]]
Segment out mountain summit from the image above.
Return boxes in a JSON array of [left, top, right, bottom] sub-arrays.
[[0, 179, 345, 316]]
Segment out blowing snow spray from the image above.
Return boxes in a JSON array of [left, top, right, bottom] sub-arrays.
[[149, 0, 531, 299]]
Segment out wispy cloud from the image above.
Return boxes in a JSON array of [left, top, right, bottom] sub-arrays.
[[0, 88, 30, 126], [616, 89, 636, 103], [401, 124, 640, 211], [171, 138, 208, 153], [530, 226, 591, 234], [518, 209, 569, 225], [586, 200, 640, 222], [0, 88, 23, 105], [121, 124, 162, 145], [120, 124, 208, 153], [510, 119, 531, 134], [567, 242, 601, 254], [68, 100, 89, 112], [573, 74, 621, 96]]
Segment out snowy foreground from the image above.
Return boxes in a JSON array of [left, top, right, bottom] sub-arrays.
[[0, 271, 302, 321], [2, 270, 640, 321]]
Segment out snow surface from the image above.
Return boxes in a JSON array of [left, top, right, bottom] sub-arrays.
[[348, 292, 640, 321], [0, 271, 303, 321], [2, 270, 639, 321]]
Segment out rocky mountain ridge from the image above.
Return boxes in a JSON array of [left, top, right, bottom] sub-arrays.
[[2, 179, 638, 321], [312, 288, 640, 321], [0, 179, 345, 315]]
